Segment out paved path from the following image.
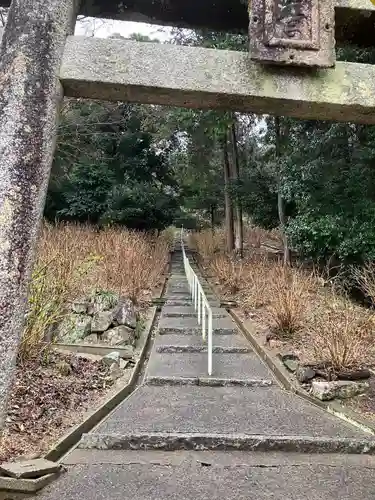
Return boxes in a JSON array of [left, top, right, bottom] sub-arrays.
[[40, 241, 375, 499]]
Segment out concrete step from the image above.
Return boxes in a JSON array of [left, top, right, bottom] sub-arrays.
[[158, 316, 237, 335], [165, 298, 198, 306], [166, 285, 213, 295], [87, 385, 371, 442], [154, 332, 250, 351], [164, 294, 218, 304], [145, 376, 273, 387], [79, 431, 375, 455], [161, 306, 228, 319], [146, 352, 272, 382], [43, 450, 375, 500]]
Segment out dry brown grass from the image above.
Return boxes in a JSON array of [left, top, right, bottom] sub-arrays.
[[190, 226, 375, 370], [236, 255, 270, 311], [94, 228, 169, 304], [307, 296, 374, 370], [266, 266, 316, 339], [243, 225, 283, 249], [210, 254, 243, 295], [352, 261, 375, 307], [188, 229, 225, 262], [21, 223, 170, 361]]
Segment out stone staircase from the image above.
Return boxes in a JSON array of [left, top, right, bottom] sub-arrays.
[[39, 239, 375, 499]]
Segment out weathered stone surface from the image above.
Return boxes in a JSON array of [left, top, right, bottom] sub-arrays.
[[109, 363, 123, 381], [0, 458, 60, 479], [249, 0, 335, 68], [311, 380, 370, 401], [34, 457, 375, 499], [296, 366, 316, 383], [146, 375, 273, 388], [158, 316, 236, 335], [79, 431, 375, 454], [91, 311, 114, 333], [101, 352, 120, 367], [113, 299, 136, 329], [147, 352, 272, 381], [120, 359, 130, 369], [88, 291, 118, 315], [71, 299, 89, 314], [94, 384, 366, 439], [61, 36, 375, 125], [84, 333, 99, 344], [0, 0, 78, 429], [281, 355, 299, 373], [57, 315, 92, 343], [337, 369, 371, 381], [100, 325, 135, 346]]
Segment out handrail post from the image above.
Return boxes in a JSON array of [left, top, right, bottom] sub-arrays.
[[202, 302, 206, 340], [208, 310, 213, 376], [197, 284, 201, 324]]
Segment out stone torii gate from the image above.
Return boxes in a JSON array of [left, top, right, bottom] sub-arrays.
[[0, 0, 374, 430]]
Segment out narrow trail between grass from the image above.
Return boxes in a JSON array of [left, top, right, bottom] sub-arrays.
[[39, 238, 375, 499]]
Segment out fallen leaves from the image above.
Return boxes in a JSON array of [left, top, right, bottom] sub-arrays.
[[0, 351, 114, 463]]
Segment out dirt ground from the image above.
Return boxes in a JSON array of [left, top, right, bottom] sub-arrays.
[[0, 351, 120, 463]]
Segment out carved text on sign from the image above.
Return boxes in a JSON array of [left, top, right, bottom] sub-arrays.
[[249, 0, 335, 68], [264, 0, 318, 49]]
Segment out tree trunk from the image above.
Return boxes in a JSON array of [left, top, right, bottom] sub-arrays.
[[210, 205, 215, 231], [0, 0, 77, 431], [230, 121, 244, 258], [275, 116, 291, 266], [223, 135, 234, 253]]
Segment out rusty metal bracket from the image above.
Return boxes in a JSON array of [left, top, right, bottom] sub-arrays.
[[249, 0, 335, 68]]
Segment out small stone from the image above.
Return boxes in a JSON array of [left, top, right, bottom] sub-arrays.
[[101, 351, 120, 367], [266, 332, 274, 343], [0, 459, 61, 479], [56, 360, 72, 376], [337, 369, 371, 381], [281, 355, 299, 373], [57, 314, 91, 343], [89, 291, 119, 314], [71, 299, 88, 314], [109, 363, 123, 381], [113, 299, 137, 329], [120, 359, 130, 369], [101, 325, 135, 346], [296, 366, 316, 383], [84, 333, 99, 344], [311, 380, 370, 401], [119, 345, 134, 359], [269, 339, 282, 349], [91, 311, 114, 333]]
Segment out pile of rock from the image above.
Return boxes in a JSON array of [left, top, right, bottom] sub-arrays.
[[101, 351, 129, 381], [56, 291, 139, 350], [280, 354, 371, 402]]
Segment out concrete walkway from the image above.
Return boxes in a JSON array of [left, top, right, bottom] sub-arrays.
[[40, 242, 375, 499]]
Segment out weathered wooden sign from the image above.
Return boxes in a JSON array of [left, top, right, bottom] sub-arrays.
[[249, 0, 335, 67]]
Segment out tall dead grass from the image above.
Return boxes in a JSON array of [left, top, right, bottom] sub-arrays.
[[210, 254, 243, 295], [243, 225, 283, 249], [352, 261, 375, 307], [21, 223, 170, 361], [191, 225, 375, 370], [307, 296, 374, 370], [266, 266, 316, 338], [188, 229, 224, 262]]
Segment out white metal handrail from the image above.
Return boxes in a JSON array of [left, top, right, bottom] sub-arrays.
[[180, 227, 213, 376]]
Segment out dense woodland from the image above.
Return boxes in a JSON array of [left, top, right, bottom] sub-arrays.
[[46, 29, 375, 268]]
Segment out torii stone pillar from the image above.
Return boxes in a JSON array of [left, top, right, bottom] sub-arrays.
[[0, 0, 78, 429]]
